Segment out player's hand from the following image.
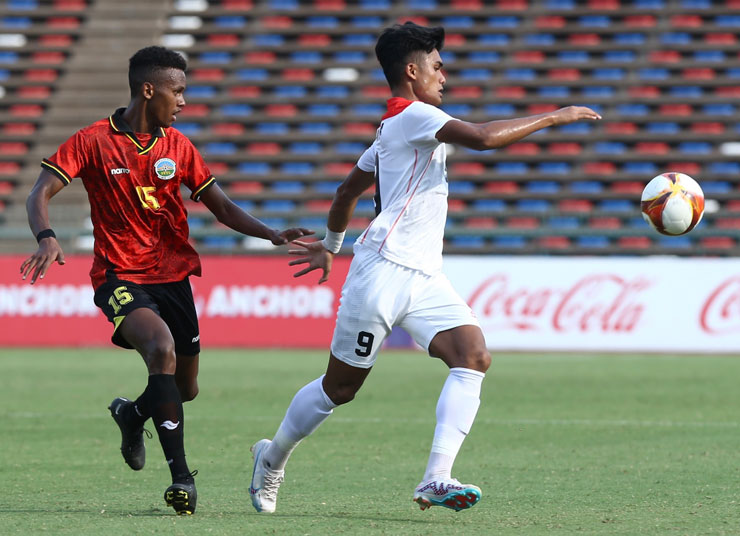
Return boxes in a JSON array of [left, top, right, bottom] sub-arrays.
[[551, 106, 602, 126], [288, 239, 333, 284], [270, 227, 314, 246], [20, 238, 65, 285]]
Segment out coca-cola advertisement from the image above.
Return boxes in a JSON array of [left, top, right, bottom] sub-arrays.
[[444, 256, 740, 353], [2, 254, 740, 352]]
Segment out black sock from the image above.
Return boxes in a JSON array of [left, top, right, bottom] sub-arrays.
[[142, 374, 191, 481]]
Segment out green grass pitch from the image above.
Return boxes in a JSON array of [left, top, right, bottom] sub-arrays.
[[1, 348, 739, 535]]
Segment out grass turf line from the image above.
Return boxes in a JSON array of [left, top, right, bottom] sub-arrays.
[[0, 349, 739, 535]]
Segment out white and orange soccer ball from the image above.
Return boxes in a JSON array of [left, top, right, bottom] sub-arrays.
[[640, 172, 705, 236]]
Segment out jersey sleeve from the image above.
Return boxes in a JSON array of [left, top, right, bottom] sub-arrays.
[[402, 102, 455, 149], [41, 130, 88, 185], [356, 142, 377, 172], [178, 135, 216, 202]]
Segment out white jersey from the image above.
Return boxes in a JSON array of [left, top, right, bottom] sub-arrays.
[[355, 99, 454, 275]]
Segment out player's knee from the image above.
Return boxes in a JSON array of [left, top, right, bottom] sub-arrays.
[[143, 339, 177, 374], [179, 383, 199, 402], [323, 383, 359, 406], [463, 348, 491, 373]]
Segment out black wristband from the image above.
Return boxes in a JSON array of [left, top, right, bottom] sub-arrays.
[[36, 229, 56, 243]]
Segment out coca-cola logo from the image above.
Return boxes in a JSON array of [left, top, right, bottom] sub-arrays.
[[468, 273, 651, 333], [700, 276, 740, 334]]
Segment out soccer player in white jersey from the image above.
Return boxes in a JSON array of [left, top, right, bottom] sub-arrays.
[[249, 22, 601, 513]]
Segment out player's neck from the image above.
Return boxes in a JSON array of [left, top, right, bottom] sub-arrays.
[[121, 102, 158, 135]]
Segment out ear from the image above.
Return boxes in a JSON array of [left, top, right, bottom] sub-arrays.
[[404, 62, 418, 81], [142, 81, 155, 100]]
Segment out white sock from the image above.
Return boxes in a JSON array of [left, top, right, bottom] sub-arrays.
[[264, 375, 337, 470], [423, 367, 485, 482]]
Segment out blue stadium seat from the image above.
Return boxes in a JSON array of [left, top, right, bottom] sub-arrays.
[[660, 32, 691, 45], [280, 163, 314, 175], [272, 181, 305, 193], [335, 142, 366, 154], [557, 51, 590, 62], [361, 0, 391, 7], [254, 35, 284, 46], [468, 51, 500, 63], [594, 142, 627, 154], [7, 0, 38, 8], [2, 16, 31, 28], [570, 181, 603, 193], [559, 123, 592, 134], [472, 199, 507, 211], [407, 0, 437, 8], [461, 69, 493, 80], [238, 163, 271, 174], [355, 199, 375, 211], [603, 51, 635, 62], [220, 104, 253, 116], [259, 218, 288, 229], [0, 51, 19, 63], [334, 51, 367, 63], [203, 237, 238, 248], [256, 122, 288, 134], [187, 86, 217, 98], [352, 103, 384, 115], [579, 15, 611, 27], [214, 16, 246, 28], [315, 181, 342, 192], [670, 86, 703, 98], [307, 16, 338, 27], [443, 16, 474, 28], [308, 104, 340, 116], [235, 200, 257, 211], [538, 162, 571, 174], [703, 104, 735, 115], [275, 86, 307, 99], [599, 200, 634, 211], [291, 51, 322, 63], [485, 104, 516, 116], [694, 50, 725, 62], [204, 142, 236, 154], [316, 86, 349, 98], [174, 123, 202, 136], [700, 182, 731, 193], [486, 17, 520, 28], [678, 142, 712, 154], [646, 122, 679, 134], [715, 15, 740, 27], [622, 162, 657, 174], [299, 122, 331, 134], [582, 86, 615, 98], [638, 68, 669, 79], [451, 236, 487, 248], [442, 104, 472, 116], [269, 0, 298, 8], [352, 16, 383, 27], [546, 0, 574, 8], [681, 0, 710, 7], [657, 236, 692, 248], [526, 181, 560, 193], [525, 34, 555, 46], [593, 68, 624, 79], [448, 181, 476, 193], [343, 34, 375, 46], [616, 103, 649, 115], [478, 34, 511, 45], [504, 68, 535, 80], [496, 162, 529, 174], [539, 86, 570, 98], [516, 200, 552, 211], [0, 69, 8, 81], [236, 68, 268, 81], [577, 236, 609, 248], [547, 216, 580, 228], [440, 51, 457, 63], [707, 162, 740, 174], [726, 68, 740, 79], [199, 51, 233, 63], [634, 0, 664, 7], [614, 33, 646, 45], [493, 236, 526, 248], [289, 142, 322, 154]]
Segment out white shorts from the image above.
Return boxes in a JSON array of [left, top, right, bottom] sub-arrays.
[[330, 246, 480, 368]]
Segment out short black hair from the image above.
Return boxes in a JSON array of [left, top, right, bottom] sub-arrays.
[[375, 22, 445, 88], [128, 46, 187, 97]]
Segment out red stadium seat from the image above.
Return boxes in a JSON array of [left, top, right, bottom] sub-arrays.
[[47, 17, 81, 28], [2, 122, 36, 135], [362, 86, 391, 98], [624, 15, 656, 26], [208, 34, 239, 47], [0, 181, 13, 194], [314, 0, 345, 9], [705, 33, 736, 44], [0, 162, 21, 175], [682, 68, 716, 79], [207, 162, 229, 175], [0, 142, 28, 155], [343, 123, 376, 135], [617, 236, 652, 249], [484, 181, 519, 193], [582, 162, 616, 175], [178, 104, 210, 116], [230, 181, 263, 193], [611, 182, 644, 193], [53, 0, 86, 9], [324, 162, 354, 175], [649, 50, 681, 63], [506, 216, 539, 229], [211, 123, 244, 135], [39, 34, 72, 47], [658, 104, 693, 115], [691, 122, 724, 134], [628, 86, 660, 98], [24, 69, 58, 81], [715, 86, 740, 97], [10, 104, 44, 116], [228, 86, 260, 98], [635, 142, 669, 154], [666, 162, 701, 175], [452, 0, 483, 9], [265, 104, 297, 117], [558, 199, 593, 212], [450, 86, 483, 98], [245, 51, 276, 64], [715, 218, 740, 229], [191, 68, 225, 81], [262, 16, 293, 28], [569, 33, 601, 45], [548, 142, 582, 155], [448, 199, 467, 212], [670, 14, 703, 27], [495, 86, 526, 98], [589, 217, 621, 229], [451, 162, 485, 175], [588, 0, 619, 8], [536, 16, 566, 28], [547, 68, 580, 80], [32, 51, 65, 64], [527, 104, 558, 114], [465, 217, 496, 228], [222, 0, 253, 8], [281, 69, 315, 80], [496, 0, 527, 10], [298, 34, 330, 47], [306, 199, 333, 212], [514, 50, 545, 63], [605, 122, 638, 134], [246, 142, 281, 154], [505, 142, 539, 155], [700, 237, 735, 249], [444, 34, 466, 46], [538, 236, 571, 248]]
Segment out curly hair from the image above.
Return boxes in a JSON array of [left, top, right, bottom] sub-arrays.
[[128, 46, 187, 97]]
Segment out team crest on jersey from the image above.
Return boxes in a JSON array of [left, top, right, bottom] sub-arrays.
[[154, 158, 176, 180]]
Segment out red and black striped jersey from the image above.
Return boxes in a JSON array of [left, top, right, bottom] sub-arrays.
[[42, 108, 215, 289]]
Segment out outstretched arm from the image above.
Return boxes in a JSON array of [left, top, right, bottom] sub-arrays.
[[436, 106, 602, 151], [289, 166, 376, 283], [20, 170, 66, 284], [200, 183, 313, 245]]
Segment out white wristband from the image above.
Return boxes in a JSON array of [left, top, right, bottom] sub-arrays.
[[321, 228, 345, 254]]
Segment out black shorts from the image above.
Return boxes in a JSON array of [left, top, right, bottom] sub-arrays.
[[93, 277, 201, 355]]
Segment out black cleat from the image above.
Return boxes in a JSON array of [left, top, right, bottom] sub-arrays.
[[165, 471, 198, 515], [108, 397, 148, 471]]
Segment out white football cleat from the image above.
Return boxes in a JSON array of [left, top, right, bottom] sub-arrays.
[[413, 478, 482, 512], [249, 439, 285, 513]]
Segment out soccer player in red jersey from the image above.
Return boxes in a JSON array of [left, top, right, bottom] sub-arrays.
[[19, 46, 312, 515]]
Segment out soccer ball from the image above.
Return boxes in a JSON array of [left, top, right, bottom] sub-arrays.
[[640, 172, 705, 236]]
